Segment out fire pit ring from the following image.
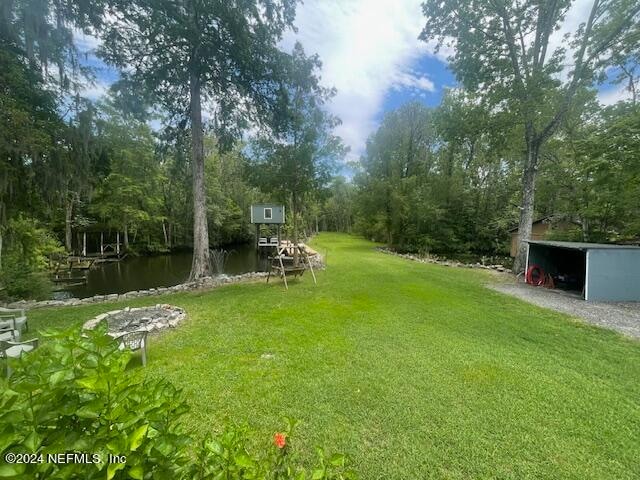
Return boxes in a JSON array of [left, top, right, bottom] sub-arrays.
[[83, 304, 186, 337]]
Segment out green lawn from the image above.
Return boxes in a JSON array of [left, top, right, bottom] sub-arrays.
[[28, 233, 640, 479]]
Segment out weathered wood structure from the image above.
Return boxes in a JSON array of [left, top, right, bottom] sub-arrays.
[[267, 242, 317, 290], [509, 215, 579, 257]]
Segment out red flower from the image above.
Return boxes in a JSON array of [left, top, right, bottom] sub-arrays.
[[273, 432, 286, 449]]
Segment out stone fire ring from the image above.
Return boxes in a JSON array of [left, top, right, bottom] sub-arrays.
[[83, 304, 186, 337]]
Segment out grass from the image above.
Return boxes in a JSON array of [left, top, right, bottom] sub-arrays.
[[28, 233, 640, 479]]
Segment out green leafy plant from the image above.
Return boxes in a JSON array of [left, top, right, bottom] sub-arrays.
[[0, 324, 191, 479], [187, 418, 356, 480], [0, 326, 357, 479]]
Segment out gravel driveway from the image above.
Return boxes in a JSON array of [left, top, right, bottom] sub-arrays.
[[489, 281, 640, 339]]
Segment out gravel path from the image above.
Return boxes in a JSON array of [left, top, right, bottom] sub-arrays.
[[489, 281, 640, 339]]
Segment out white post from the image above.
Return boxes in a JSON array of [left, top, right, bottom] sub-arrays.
[[116, 232, 121, 255], [584, 250, 590, 301], [82, 232, 87, 257], [100, 232, 104, 256]]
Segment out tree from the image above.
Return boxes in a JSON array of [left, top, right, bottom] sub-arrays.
[[537, 102, 640, 241], [98, 0, 297, 280], [249, 43, 346, 262], [204, 136, 260, 246], [0, 37, 63, 266], [420, 0, 640, 272], [91, 102, 162, 250], [354, 94, 524, 255], [354, 102, 437, 248], [322, 177, 356, 233], [1, 0, 111, 255], [0, 0, 105, 95]]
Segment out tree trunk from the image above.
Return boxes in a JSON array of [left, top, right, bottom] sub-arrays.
[[292, 194, 300, 267], [65, 196, 73, 252], [123, 224, 129, 250], [581, 217, 589, 242], [0, 230, 3, 270], [513, 141, 539, 274], [162, 221, 169, 248], [189, 70, 212, 280]]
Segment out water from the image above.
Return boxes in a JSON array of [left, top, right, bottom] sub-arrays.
[[61, 243, 269, 299], [440, 253, 514, 269]]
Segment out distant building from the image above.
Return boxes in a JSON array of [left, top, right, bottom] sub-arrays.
[[509, 215, 578, 257]]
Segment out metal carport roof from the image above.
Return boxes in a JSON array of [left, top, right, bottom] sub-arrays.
[[527, 240, 640, 251]]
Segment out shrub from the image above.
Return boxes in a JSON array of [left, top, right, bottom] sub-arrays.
[[0, 256, 52, 301], [0, 326, 357, 479], [0, 215, 62, 300]]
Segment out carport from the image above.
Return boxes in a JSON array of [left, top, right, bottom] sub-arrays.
[[526, 240, 640, 302]]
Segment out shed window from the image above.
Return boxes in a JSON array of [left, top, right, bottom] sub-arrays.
[[264, 208, 272, 220]]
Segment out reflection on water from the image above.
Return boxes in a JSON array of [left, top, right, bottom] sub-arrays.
[[62, 243, 269, 299]]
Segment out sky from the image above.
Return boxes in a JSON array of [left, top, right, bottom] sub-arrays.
[[77, 0, 633, 164]]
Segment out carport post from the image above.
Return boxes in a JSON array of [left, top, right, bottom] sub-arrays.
[[585, 250, 590, 301]]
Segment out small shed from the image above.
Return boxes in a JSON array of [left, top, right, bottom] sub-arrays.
[[509, 215, 578, 257], [250, 204, 285, 224], [526, 240, 640, 301], [250, 204, 285, 250]]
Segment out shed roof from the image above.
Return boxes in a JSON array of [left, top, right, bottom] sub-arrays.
[[527, 240, 640, 251], [508, 215, 582, 233], [508, 215, 553, 233]]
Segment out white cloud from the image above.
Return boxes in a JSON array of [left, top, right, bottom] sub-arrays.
[[73, 28, 101, 54], [391, 71, 435, 92], [282, 0, 436, 162], [547, 0, 594, 82], [81, 81, 109, 100], [598, 84, 633, 106]]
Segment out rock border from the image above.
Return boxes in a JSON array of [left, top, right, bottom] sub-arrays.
[[376, 247, 510, 273], [4, 272, 267, 310], [83, 304, 186, 336], [4, 253, 325, 311]]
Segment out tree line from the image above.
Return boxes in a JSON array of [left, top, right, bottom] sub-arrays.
[[344, 0, 640, 263], [1, 0, 639, 300], [351, 93, 639, 256]]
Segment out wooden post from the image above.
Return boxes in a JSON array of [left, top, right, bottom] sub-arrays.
[[256, 224, 260, 251], [82, 232, 87, 257], [116, 232, 121, 255], [277, 225, 281, 248], [100, 232, 104, 256], [279, 255, 288, 290], [304, 247, 317, 285]]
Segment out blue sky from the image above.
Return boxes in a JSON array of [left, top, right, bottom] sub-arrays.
[[77, 0, 632, 164]]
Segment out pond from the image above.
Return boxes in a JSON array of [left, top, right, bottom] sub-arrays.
[[58, 243, 269, 299]]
